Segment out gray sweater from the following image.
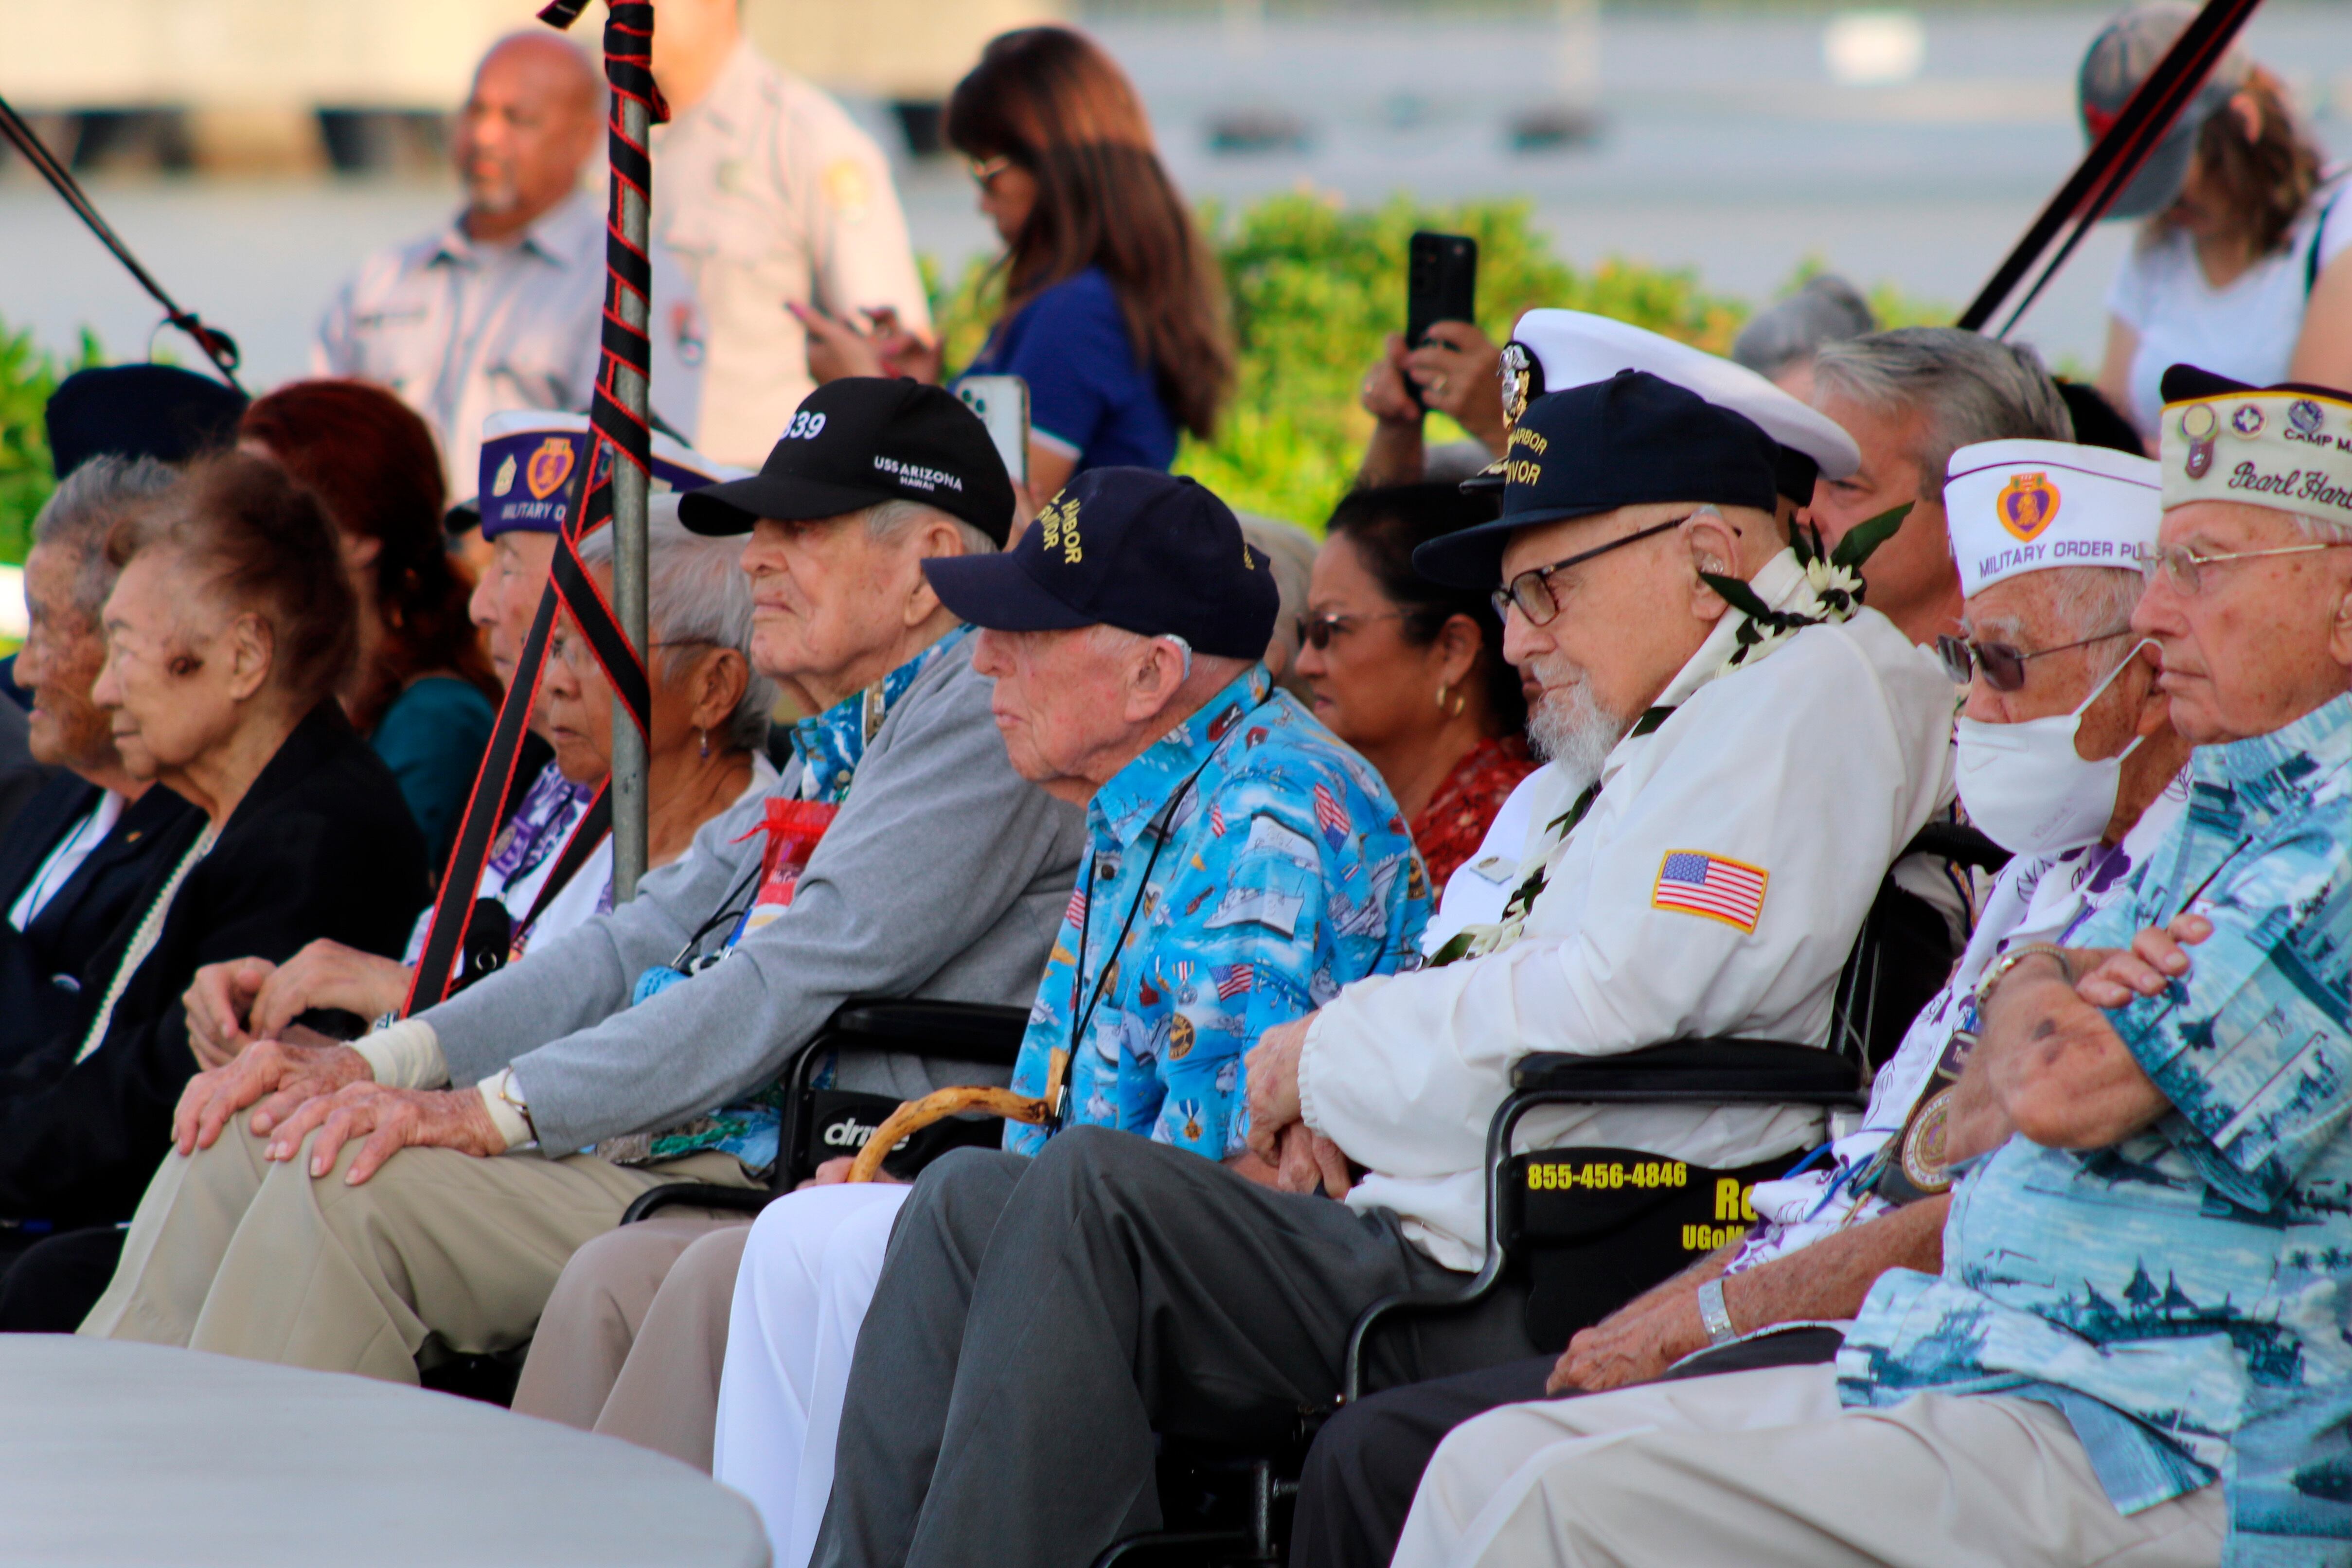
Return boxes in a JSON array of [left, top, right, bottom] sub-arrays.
[[424, 639, 1086, 1152]]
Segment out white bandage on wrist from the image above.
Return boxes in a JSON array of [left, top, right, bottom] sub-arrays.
[[352, 1019, 449, 1090], [477, 1069, 535, 1152]]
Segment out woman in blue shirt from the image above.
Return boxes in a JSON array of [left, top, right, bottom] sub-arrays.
[[797, 26, 1232, 500]]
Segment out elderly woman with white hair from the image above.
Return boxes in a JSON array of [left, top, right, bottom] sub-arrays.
[[184, 497, 778, 1054]]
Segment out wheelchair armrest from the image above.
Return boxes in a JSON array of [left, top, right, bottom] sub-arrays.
[[1512, 1038, 1863, 1105], [619, 1182, 775, 1225], [830, 998, 1030, 1066]]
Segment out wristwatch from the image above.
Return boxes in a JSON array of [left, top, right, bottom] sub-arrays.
[[1973, 942, 2071, 1016], [1695, 1278, 1738, 1347]]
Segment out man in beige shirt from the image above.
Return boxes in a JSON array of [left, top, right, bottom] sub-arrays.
[[650, 0, 932, 466]]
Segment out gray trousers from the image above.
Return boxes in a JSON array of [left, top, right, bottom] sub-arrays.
[[810, 1126, 1538, 1568]]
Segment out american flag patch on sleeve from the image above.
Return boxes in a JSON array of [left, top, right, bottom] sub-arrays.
[[1651, 850, 1769, 932]]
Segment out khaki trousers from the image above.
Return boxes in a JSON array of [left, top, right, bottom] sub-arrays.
[[511, 1213, 753, 1470], [1394, 1364, 2226, 1568], [79, 1113, 755, 1385]]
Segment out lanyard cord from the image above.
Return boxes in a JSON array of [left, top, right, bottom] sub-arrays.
[[1056, 750, 1221, 1126], [667, 854, 768, 971]]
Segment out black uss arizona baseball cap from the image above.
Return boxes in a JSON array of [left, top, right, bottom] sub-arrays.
[[679, 378, 1016, 545], [922, 468, 1279, 660], [1415, 370, 1779, 589]]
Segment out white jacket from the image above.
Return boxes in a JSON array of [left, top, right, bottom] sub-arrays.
[[1298, 551, 1958, 1269]]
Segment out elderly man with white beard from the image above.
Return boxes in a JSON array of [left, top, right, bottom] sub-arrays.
[[802, 370, 1957, 1568]]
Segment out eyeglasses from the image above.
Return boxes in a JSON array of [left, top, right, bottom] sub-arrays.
[[550, 632, 720, 675], [1934, 626, 2131, 692], [2137, 540, 2352, 596], [1490, 516, 1688, 626], [1295, 609, 1405, 650], [968, 156, 1014, 191]]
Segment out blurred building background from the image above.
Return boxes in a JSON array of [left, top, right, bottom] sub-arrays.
[[1, 1, 2349, 388]]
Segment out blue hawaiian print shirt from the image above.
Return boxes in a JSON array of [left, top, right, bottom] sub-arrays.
[[1004, 664, 1429, 1160], [1839, 692, 2352, 1566]]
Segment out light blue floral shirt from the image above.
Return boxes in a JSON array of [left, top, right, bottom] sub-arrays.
[[1839, 692, 2352, 1566], [612, 626, 973, 1172], [1004, 664, 1429, 1160]]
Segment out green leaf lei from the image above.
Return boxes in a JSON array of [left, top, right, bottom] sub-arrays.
[[1429, 510, 1909, 968]]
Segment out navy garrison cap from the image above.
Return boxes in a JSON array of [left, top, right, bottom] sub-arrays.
[[1415, 370, 1779, 589], [923, 468, 1278, 660], [45, 365, 246, 478]]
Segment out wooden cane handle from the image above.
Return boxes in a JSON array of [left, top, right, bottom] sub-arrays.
[[845, 1086, 1052, 1183]]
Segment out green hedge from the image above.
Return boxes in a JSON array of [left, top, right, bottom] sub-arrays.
[[0, 322, 99, 567], [0, 195, 1944, 562], [934, 194, 1942, 526]]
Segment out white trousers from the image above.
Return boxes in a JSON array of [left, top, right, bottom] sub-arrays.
[[712, 1182, 911, 1568], [1394, 1364, 2226, 1568]]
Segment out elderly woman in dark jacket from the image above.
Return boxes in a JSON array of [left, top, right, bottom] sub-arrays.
[[0, 451, 425, 1319]]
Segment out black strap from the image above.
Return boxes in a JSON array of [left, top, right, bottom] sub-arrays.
[[404, 0, 664, 1013], [520, 784, 615, 936], [0, 93, 243, 390], [1960, 0, 2264, 336]]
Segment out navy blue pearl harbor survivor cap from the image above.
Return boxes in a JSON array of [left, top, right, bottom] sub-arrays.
[[1413, 370, 1780, 590], [922, 468, 1280, 660]]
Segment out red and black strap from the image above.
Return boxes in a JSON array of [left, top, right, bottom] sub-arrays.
[[402, 1, 665, 1012], [1960, 0, 2265, 336]]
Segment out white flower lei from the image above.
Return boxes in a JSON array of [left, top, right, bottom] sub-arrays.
[[1427, 509, 1906, 968]]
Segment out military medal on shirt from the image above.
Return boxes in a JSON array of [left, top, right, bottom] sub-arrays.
[[1861, 994, 1979, 1205]]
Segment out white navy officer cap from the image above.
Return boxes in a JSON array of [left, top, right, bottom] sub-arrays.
[[1479, 309, 1861, 505]]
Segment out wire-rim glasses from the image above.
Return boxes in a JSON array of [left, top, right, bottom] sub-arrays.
[[1490, 516, 1689, 626], [2137, 540, 2352, 595]]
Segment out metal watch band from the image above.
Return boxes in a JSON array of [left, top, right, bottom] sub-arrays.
[[1973, 942, 2070, 1016], [1696, 1278, 1738, 1347]]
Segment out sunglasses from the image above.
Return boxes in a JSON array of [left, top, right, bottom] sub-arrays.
[[1934, 626, 2131, 691], [1295, 609, 1405, 650]]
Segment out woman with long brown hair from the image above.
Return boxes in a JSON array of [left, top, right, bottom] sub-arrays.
[[2084, 2, 2351, 441], [797, 26, 1232, 499], [239, 380, 501, 866]]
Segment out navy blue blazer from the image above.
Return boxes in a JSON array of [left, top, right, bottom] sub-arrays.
[[0, 702, 428, 1225], [0, 774, 201, 1060]]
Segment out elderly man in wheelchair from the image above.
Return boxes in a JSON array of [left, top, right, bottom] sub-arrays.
[[799, 371, 1958, 1568]]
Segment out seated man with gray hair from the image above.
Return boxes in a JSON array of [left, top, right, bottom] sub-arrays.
[[81, 379, 1087, 1386], [1806, 325, 2077, 647]]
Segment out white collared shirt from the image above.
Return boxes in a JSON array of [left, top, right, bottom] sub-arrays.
[[1297, 552, 1959, 1270], [8, 791, 124, 931]]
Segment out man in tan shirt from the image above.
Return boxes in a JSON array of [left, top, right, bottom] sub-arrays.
[[650, 0, 933, 466]]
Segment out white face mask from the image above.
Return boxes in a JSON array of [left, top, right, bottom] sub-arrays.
[[1953, 640, 2157, 858]]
